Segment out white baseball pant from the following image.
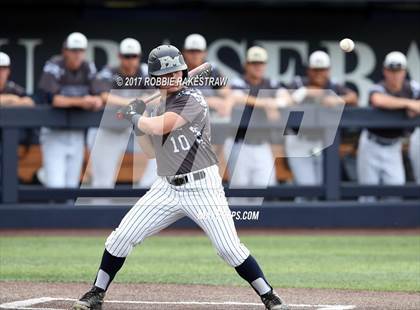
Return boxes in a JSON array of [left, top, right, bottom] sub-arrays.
[[223, 138, 276, 205], [285, 135, 323, 185], [357, 130, 405, 185], [87, 127, 131, 188], [39, 128, 85, 188], [105, 165, 250, 267]]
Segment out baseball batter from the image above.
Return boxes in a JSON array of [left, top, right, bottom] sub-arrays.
[[72, 45, 288, 310]]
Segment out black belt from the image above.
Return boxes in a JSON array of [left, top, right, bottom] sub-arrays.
[[166, 170, 206, 186], [367, 132, 400, 146]]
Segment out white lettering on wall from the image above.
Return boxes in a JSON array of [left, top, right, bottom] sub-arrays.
[[407, 41, 420, 83], [18, 39, 42, 94], [256, 40, 308, 85], [207, 39, 247, 80], [86, 39, 119, 68]]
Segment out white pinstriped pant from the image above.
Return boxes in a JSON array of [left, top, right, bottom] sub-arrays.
[[105, 165, 250, 267]]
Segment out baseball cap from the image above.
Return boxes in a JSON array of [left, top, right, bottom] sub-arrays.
[[0, 52, 10, 67], [246, 46, 268, 63], [184, 34, 207, 51], [384, 51, 407, 70], [309, 51, 330, 69], [120, 38, 141, 55], [65, 32, 88, 50]]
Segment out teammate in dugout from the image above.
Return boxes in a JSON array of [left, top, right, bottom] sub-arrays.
[[72, 45, 289, 310], [182, 33, 233, 117], [285, 50, 358, 188], [225, 46, 291, 204], [0, 52, 34, 107], [38, 32, 102, 188], [88, 38, 154, 188], [357, 51, 420, 194]]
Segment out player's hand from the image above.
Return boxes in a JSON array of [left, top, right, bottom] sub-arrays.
[[81, 96, 96, 110], [117, 100, 140, 121], [264, 104, 281, 121], [20, 97, 35, 106], [116, 101, 146, 136], [321, 95, 340, 107], [406, 100, 420, 115], [407, 109, 417, 118], [262, 98, 280, 110], [131, 98, 146, 114], [92, 96, 104, 111], [212, 97, 232, 117]]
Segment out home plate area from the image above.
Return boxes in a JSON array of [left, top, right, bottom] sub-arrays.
[[0, 297, 356, 310], [1, 282, 418, 310]]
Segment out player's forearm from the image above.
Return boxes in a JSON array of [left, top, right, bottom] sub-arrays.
[[0, 94, 19, 106], [233, 93, 268, 108], [135, 112, 185, 136], [205, 97, 223, 110], [101, 92, 132, 106], [370, 93, 413, 110], [52, 95, 86, 108], [136, 116, 165, 135], [340, 91, 358, 106]]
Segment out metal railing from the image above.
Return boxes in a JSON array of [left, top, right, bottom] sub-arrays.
[[1, 105, 420, 203]]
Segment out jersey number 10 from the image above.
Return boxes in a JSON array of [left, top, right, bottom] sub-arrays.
[[170, 135, 191, 153]]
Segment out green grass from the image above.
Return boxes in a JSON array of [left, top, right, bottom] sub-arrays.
[[0, 235, 419, 292]]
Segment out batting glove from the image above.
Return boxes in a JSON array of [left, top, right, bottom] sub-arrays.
[[117, 99, 146, 136]]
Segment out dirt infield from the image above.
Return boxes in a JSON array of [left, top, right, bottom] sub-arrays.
[[1, 282, 419, 310]]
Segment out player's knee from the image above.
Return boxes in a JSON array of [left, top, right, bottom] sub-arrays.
[[217, 244, 250, 267], [105, 229, 138, 257]]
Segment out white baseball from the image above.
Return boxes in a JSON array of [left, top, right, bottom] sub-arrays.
[[339, 38, 355, 52]]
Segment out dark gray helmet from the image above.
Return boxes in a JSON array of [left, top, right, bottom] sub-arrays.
[[148, 45, 188, 78]]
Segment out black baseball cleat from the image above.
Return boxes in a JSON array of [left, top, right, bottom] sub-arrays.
[[261, 290, 289, 310], [72, 286, 105, 310]]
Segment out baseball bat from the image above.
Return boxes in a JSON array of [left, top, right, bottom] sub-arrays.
[[116, 62, 213, 119]]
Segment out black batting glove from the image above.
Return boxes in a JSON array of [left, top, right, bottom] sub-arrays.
[[117, 99, 146, 136], [131, 98, 146, 115]]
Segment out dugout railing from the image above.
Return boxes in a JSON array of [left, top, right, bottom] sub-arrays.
[[1, 106, 420, 204]]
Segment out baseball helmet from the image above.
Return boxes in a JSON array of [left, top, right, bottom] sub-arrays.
[[148, 45, 188, 79]]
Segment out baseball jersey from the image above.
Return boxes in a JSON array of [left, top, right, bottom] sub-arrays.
[[38, 55, 97, 102], [0, 80, 26, 96], [230, 76, 280, 144], [149, 87, 218, 176], [288, 76, 353, 138], [91, 63, 150, 95], [368, 79, 420, 138], [289, 76, 352, 97]]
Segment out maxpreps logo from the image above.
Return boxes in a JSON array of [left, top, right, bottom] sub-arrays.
[[159, 55, 182, 69]]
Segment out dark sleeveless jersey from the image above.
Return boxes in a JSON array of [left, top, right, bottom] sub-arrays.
[[230, 76, 280, 144], [368, 79, 420, 138], [0, 80, 26, 96], [91, 63, 151, 95], [149, 87, 218, 176], [38, 55, 97, 100]]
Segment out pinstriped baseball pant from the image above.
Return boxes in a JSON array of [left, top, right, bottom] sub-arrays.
[[105, 165, 250, 267]]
